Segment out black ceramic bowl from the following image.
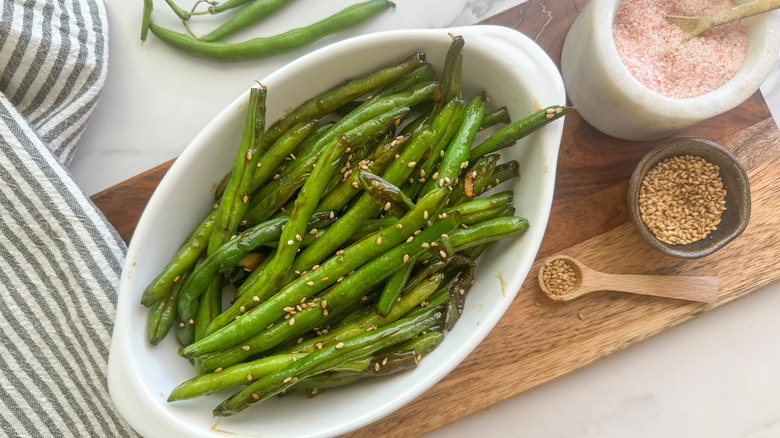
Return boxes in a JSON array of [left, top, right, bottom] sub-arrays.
[[627, 138, 751, 259]]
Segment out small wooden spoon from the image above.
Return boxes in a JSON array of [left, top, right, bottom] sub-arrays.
[[665, 0, 780, 43], [537, 255, 719, 303]]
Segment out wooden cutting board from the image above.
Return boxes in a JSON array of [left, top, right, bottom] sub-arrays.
[[91, 0, 780, 436]]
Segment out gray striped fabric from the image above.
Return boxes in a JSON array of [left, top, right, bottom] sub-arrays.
[[0, 0, 136, 436]]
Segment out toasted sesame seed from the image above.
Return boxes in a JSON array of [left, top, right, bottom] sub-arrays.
[[215, 368, 223, 373], [375, 362, 380, 372], [247, 373, 253, 381], [439, 250, 447, 258], [307, 281, 314, 286], [284, 377, 292, 383], [395, 224, 403, 229], [406, 236, 414, 243], [287, 240, 294, 245], [289, 318, 295, 325], [173, 275, 180, 282], [460, 161, 469, 169], [336, 249, 345, 255], [239, 306, 245, 312], [423, 210, 429, 220], [312, 264, 320, 271], [382, 357, 388, 365], [337, 277, 344, 283], [336, 342, 344, 349], [351, 181, 359, 189], [414, 229, 422, 235], [384, 202, 392, 211], [316, 343, 323, 350], [321, 300, 327, 308], [246, 150, 253, 160], [408, 161, 417, 168], [432, 172, 439, 180], [323, 309, 329, 316], [403, 254, 410, 263], [242, 345, 250, 351], [376, 237, 383, 245], [421, 242, 430, 248], [273, 173, 280, 180]]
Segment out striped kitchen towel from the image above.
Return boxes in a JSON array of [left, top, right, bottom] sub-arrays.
[[0, 0, 135, 436]]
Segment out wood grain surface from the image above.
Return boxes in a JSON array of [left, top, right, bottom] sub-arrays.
[[90, 0, 780, 436]]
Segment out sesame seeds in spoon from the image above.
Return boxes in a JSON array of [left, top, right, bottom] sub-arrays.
[[537, 255, 720, 303]]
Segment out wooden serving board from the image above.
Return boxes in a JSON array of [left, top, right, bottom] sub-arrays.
[[91, 0, 780, 436]]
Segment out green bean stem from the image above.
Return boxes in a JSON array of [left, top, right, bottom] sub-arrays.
[[430, 35, 464, 119]]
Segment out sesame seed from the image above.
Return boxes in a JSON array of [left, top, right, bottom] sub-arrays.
[[403, 254, 410, 262], [375, 362, 380, 372], [329, 211, 335, 219], [336, 249, 345, 255], [336, 342, 344, 349], [321, 300, 327, 308], [312, 264, 320, 271], [395, 154, 400, 159], [247, 373, 253, 381], [274, 174, 280, 180], [242, 345, 250, 351], [213, 203, 219, 209], [307, 281, 314, 286], [289, 318, 295, 325], [414, 229, 422, 235], [376, 237, 383, 245], [439, 250, 447, 258], [323, 309, 329, 316], [382, 357, 388, 365], [337, 277, 344, 283], [287, 239, 294, 245], [215, 368, 223, 372], [406, 236, 414, 243], [460, 161, 469, 169], [322, 277, 329, 281], [284, 377, 292, 383], [432, 172, 439, 180], [239, 306, 245, 312], [173, 275, 180, 282], [423, 210, 429, 220], [351, 181, 359, 189], [316, 343, 323, 350], [246, 150, 253, 160], [421, 242, 430, 248], [407, 161, 417, 168], [396, 224, 403, 229], [384, 202, 392, 211]]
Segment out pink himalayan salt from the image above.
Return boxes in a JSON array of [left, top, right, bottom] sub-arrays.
[[612, 0, 748, 99]]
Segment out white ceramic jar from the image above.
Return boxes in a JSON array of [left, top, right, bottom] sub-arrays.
[[561, 0, 780, 141]]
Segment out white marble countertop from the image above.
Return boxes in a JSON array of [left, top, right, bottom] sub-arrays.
[[78, 0, 780, 436]]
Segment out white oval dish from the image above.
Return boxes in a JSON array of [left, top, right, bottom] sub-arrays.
[[108, 25, 565, 438]]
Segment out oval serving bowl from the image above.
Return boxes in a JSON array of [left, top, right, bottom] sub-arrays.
[[108, 25, 566, 438]]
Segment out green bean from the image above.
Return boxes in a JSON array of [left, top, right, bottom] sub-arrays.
[[248, 119, 319, 193], [196, 0, 250, 15], [208, 87, 266, 254], [147, 269, 190, 345], [420, 92, 485, 196], [358, 171, 415, 218], [141, 0, 153, 42], [177, 297, 198, 348], [189, 188, 449, 355], [199, 0, 295, 42], [404, 99, 464, 199], [377, 261, 415, 318], [372, 64, 436, 100], [440, 254, 477, 329], [445, 191, 515, 225], [141, 209, 217, 307], [194, 278, 223, 342], [480, 106, 510, 129], [213, 304, 443, 416], [148, 0, 396, 62], [469, 105, 572, 162], [262, 51, 426, 148], [449, 216, 529, 252], [234, 248, 275, 299], [168, 352, 307, 401], [430, 35, 464, 119]]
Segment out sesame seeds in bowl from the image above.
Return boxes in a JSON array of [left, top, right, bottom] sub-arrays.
[[627, 138, 750, 259]]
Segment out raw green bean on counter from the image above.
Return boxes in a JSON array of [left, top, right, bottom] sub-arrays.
[[148, 0, 396, 62], [199, 0, 295, 42]]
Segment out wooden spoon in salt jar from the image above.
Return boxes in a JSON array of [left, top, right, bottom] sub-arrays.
[[665, 0, 780, 43], [537, 255, 720, 303]]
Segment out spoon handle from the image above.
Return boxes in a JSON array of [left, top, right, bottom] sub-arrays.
[[709, 0, 780, 27], [586, 272, 720, 303]]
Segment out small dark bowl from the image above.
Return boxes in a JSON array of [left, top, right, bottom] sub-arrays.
[[627, 138, 751, 259]]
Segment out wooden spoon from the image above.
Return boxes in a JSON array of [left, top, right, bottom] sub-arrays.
[[537, 255, 719, 303], [665, 0, 780, 43]]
